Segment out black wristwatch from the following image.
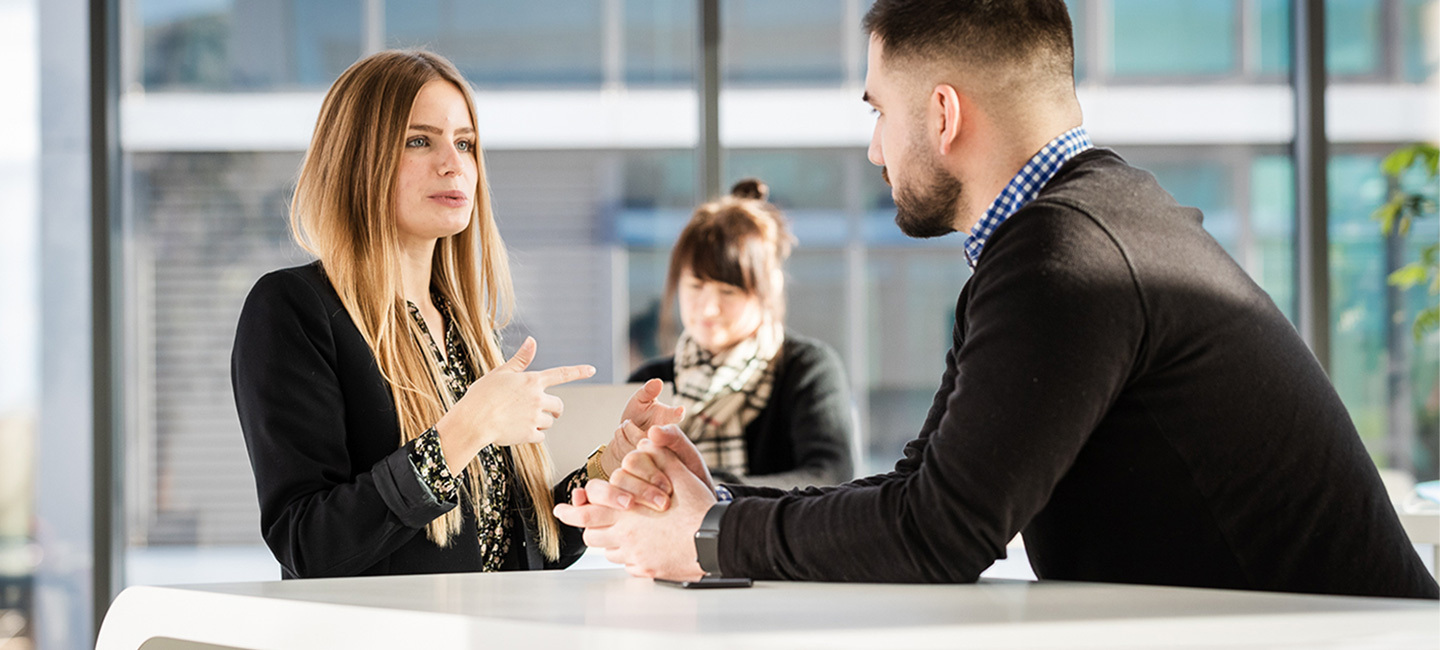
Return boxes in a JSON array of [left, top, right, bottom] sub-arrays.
[[694, 501, 730, 577]]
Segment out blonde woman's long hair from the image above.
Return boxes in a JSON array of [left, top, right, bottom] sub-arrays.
[[289, 50, 560, 559]]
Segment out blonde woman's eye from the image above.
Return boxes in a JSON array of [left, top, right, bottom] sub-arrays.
[[406, 136, 428, 148], [457, 140, 475, 153]]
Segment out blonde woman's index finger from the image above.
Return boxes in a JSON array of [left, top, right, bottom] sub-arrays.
[[534, 364, 597, 387]]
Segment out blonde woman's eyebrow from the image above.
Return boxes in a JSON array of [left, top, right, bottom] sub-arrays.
[[407, 124, 476, 136]]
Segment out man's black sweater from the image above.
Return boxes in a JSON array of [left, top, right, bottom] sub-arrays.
[[717, 149, 1439, 599]]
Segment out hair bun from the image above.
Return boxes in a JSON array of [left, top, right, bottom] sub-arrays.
[[729, 178, 769, 201]]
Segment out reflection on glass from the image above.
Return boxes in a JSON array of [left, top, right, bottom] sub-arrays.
[[626, 0, 694, 85], [1255, 0, 1291, 76], [124, 152, 304, 582], [865, 251, 970, 470], [1110, 0, 1236, 77], [1250, 154, 1296, 322], [1328, 153, 1390, 462], [618, 150, 695, 247], [386, 0, 603, 86], [139, 0, 363, 90], [1065, 0, 1086, 81], [1326, 0, 1382, 76], [723, 0, 846, 84], [1403, 0, 1439, 82], [1325, 150, 1439, 480]]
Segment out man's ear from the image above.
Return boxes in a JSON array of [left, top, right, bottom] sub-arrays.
[[933, 83, 963, 156]]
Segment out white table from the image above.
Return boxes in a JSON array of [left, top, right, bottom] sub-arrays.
[[1397, 511, 1440, 578], [96, 569, 1438, 649]]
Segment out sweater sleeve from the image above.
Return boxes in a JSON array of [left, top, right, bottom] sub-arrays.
[[716, 207, 1145, 582], [231, 269, 454, 578], [739, 340, 856, 489]]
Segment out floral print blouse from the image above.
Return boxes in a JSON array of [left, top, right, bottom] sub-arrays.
[[403, 292, 586, 571]]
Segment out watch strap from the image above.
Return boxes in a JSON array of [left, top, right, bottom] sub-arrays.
[[695, 501, 730, 577], [585, 444, 609, 482]]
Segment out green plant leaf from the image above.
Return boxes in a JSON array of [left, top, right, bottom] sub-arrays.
[[1419, 144, 1439, 178], [1413, 307, 1439, 342], [1382, 147, 1419, 177], [1388, 264, 1429, 289], [1372, 200, 1401, 235]]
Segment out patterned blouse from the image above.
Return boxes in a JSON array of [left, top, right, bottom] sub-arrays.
[[403, 293, 519, 571]]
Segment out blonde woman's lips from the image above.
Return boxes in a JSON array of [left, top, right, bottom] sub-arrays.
[[429, 191, 469, 208]]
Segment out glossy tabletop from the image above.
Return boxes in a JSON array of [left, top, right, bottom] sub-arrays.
[[96, 568, 1439, 649]]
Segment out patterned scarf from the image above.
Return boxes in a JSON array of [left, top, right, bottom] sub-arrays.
[[671, 323, 783, 478]]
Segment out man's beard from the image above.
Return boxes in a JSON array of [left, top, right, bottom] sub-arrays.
[[889, 163, 963, 239]]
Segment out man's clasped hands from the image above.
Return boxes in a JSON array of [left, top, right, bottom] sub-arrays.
[[554, 422, 718, 582]]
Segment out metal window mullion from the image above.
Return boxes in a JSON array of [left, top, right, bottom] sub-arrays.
[[698, 0, 721, 202], [1293, 0, 1329, 373], [364, 0, 384, 55], [603, 0, 624, 90], [90, 0, 125, 639]]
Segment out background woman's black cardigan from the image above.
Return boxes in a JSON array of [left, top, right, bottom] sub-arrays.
[[629, 332, 855, 488], [231, 262, 584, 579]]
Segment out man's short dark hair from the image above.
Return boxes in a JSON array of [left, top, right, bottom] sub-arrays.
[[863, 0, 1075, 83]]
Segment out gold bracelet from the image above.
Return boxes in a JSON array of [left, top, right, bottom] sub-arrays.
[[586, 444, 609, 482]]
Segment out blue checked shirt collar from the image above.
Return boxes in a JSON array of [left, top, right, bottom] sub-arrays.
[[964, 127, 1093, 268]]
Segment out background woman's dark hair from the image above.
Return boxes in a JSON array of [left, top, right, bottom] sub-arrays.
[[658, 178, 795, 347]]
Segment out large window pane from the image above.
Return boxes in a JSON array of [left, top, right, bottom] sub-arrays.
[[1, 0, 39, 645], [1065, 0, 1087, 81], [725, 149, 850, 246], [1327, 150, 1440, 481], [1256, 0, 1292, 76], [1250, 154, 1297, 322], [866, 250, 970, 473], [386, 0, 604, 87], [124, 151, 300, 582], [1325, 0, 1440, 482], [140, 0, 363, 91], [1327, 153, 1392, 464], [625, 0, 695, 86], [1404, 0, 1439, 82], [1110, 0, 1237, 77], [1326, 0, 1383, 77], [723, 0, 846, 85]]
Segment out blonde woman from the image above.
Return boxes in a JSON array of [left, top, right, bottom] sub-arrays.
[[628, 179, 855, 489], [231, 50, 678, 578]]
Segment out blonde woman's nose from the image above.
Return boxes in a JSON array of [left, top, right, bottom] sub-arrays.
[[437, 145, 463, 176]]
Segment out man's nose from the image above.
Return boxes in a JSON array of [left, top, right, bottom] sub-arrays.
[[867, 123, 884, 167]]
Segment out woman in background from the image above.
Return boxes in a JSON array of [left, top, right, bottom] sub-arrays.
[[629, 179, 854, 489], [232, 50, 677, 578]]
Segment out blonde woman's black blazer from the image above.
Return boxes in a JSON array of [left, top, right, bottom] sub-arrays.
[[232, 262, 584, 579]]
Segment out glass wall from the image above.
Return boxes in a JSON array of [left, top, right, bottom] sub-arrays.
[[0, 0, 39, 646], [1324, 0, 1440, 481], [8, 1, 1435, 646]]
